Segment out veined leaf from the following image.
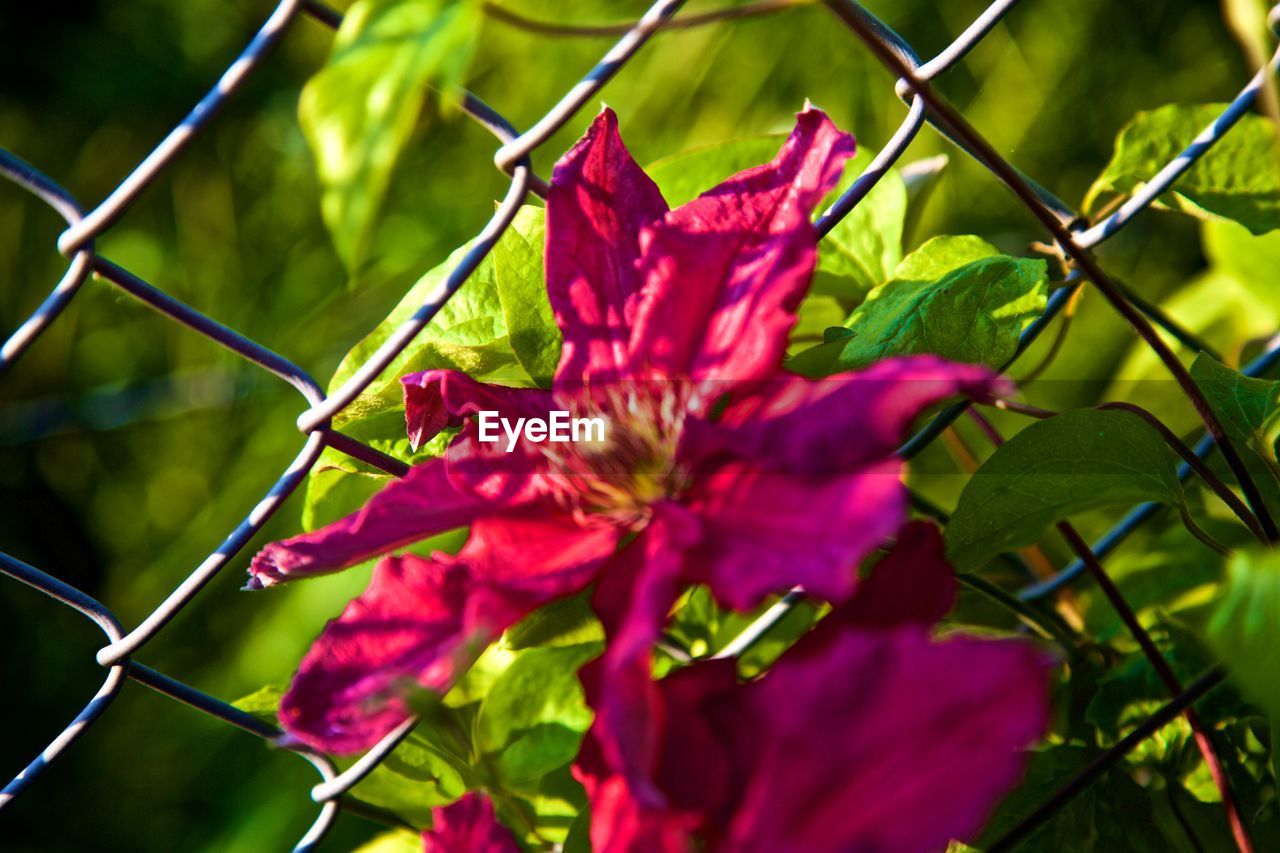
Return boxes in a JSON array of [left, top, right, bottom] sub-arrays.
[[945, 409, 1184, 571], [1189, 352, 1280, 455], [1085, 103, 1280, 235], [301, 0, 480, 269], [476, 643, 599, 786], [788, 235, 1048, 376], [492, 206, 559, 386]]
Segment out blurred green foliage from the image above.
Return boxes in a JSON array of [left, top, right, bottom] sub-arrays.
[[0, 0, 1275, 849]]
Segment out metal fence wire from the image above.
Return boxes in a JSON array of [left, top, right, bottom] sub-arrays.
[[3, 0, 1280, 849]]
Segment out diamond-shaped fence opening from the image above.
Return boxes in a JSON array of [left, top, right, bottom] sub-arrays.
[[2, 1, 1279, 849]]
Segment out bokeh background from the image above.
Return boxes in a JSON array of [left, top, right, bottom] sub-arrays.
[[0, 0, 1271, 849]]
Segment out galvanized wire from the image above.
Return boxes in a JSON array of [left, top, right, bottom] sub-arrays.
[[2, 0, 1278, 847]]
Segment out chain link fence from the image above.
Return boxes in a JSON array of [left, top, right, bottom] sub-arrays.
[[3, 0, 1279, 849]]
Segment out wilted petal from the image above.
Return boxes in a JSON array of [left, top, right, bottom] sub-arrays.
[[547, 108, 670, 385], [421, 793, 519, 853], [628, 109, 855, 385], [683, 459, 905, 610], [724, 629, 1051, 851], [279, 553, 510, 754], [248, 458, 493, 589], [402, 369, 552, 451], [704, 356, 1008, 474]]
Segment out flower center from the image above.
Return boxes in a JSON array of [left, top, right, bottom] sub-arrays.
[[544, 383, 692, 528]]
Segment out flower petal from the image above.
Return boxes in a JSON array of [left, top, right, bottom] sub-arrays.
[[547, 108, 669, 385], [683, 459, 905, 609], [421, 793, 520, 853], [724, 629, 1051, 852], [580, 503, 701, 803], [829, 519, 956, 631], [573, 735, 699, 853], [279, 552, 509, 754], [402, 369, 552, 451], [627, 108, 855, 385], [279, 506, 621, 753], [463, 508, 624, 607], [702, 356, 1007, 474], [247, 458, 491, 589]]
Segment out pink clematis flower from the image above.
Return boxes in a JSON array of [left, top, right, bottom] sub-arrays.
[[248, 106, 1007, 754], [421, 792, 519, 853], [573, 522, 1052, 852]]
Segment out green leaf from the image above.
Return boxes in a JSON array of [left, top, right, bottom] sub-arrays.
[[1203, 218, 1280, 308], [476, 643, 600, 786], [233, 686, 476, 828], [945, 409, 1185, 571], [303, 207, 560, 525], [353, 829, 424, 853], [1085, 103, 1280, 235], [300, 0, 480, 269], [1190, 352, 1280, 455], [327, 206, 553, 425], [1207, 547, 1280, 721], [492, 206, 560, 386], [788, 236, 1048, 376], [349, 725, 473, 827], [232, 684, 286, 723], [646, 137, 907, 304], [563, 809, 592, 853], [502, 588, 603, 651], [975, 744, 1166, 852]]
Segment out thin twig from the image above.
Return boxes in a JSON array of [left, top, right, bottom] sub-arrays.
[[482, 0, 808, 38]]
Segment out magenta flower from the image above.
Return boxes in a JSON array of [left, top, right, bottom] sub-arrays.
[[248, 106, 1006, 754], [573, 522, 1051, 852], [421, 793, 518, 853]]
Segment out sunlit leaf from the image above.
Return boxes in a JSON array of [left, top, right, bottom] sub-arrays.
[[788, 236, 1047, 376], [302, 206, 559, 524], [476, 643, 599, 786], [492, 206, 559, 386], [301, 0, 481, 268], [1085, 103, 1280, 235], [1190, 352, 1280, 455]]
